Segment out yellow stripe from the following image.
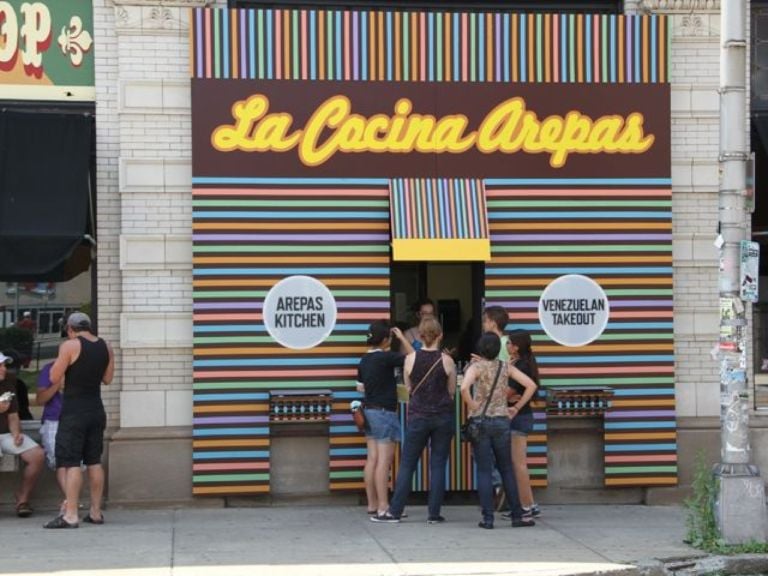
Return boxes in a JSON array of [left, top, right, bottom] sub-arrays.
[[489, 222, 671, 231], [491, 255, 672, 264], [193, 439, 271, 448], [195, 346, 367, 356], [606, 477, 677, 486], [392, 239, 491, 262], [194, 404, 270, 413], [611, 399, 675, 407], [193, 485, 270, 495], [605, 432, 677, 441]]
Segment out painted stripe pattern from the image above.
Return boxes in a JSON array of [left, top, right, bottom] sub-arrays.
[[389, 178, 489, 240], [191, 9, 669, 84], [484, 178, 676, 487], [192, 181, 391, 494]]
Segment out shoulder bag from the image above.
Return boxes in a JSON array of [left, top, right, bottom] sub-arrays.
[[460, 361, 503, 443]]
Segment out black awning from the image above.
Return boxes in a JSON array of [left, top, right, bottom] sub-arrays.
[[0, 109, 93, 282]]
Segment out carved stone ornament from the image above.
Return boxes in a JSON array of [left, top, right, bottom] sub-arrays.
[[638, 0, 720, 12]]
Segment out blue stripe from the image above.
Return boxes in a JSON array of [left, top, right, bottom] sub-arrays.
[[605, 421, 676, 430], [503, 14, 510, 82], [194, 358, 360, 367], [266, 10, 273, 79], [454, 13, 460, 81], [310, 10, 316, 80], [485, 178, 671, 186], [193, 427, 268, 436], [194, 393, 270, 401], [222, 9, 229, 79], [330, 448, 367, 456], [561, 14, 567, 82], [635, 16, 641, 83], [330, 425, 362, 434], [428, 12, 434, 81], [194, 451, 270, 459], [194, 211, 389, 219], [193, 177, 390, 185], [610, 16, 616, 83], [249, 11, 255, 79], [478, 13, 484, 82], [613, 388, 674, 396], [194, 267, 389, 276], [362, 11, 368, 80], [651, 16, 657, 82], [336, 10, 342, 80], [520, 14, 526, 82], [605, 444, 677, 452], [585, 16, 591, 82], [333, 390, 365, 399], [486, 267, 673, 275], [488, 211, 671, 220]]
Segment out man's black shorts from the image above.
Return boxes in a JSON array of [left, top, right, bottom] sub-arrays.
[[55, 405, 106, 467]]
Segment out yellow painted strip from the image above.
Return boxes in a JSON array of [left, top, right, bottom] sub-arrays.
[[605, 477, 677, 486], [489, 222, 671, 231], [193, 485, 270, 495], [535, 343, 673, 353], [392, 239, 491, 261], [195, 346, 367, 356], [194, 256, 389, 264], [605, 432, 677, 441], [193, 439, 271, 448], [485, 277, 672, 287], [492, 255, 672, 264], [611, 399, 676, 407], [194, 404, 270, 413]]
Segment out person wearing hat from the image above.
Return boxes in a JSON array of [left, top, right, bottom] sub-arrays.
[[43, 312, 114, 529], [0, 352, 45, 518]]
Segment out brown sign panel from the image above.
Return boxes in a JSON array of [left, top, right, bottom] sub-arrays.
[[192, 79, 669, 180]]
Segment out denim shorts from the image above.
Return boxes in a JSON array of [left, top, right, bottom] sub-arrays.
[[364, 408, 401, 443], [509, 412, 535, 436]]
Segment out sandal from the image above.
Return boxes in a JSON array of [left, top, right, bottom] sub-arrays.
[[15, 502, 32, 518], [83, 514, 105, 525], [44, 515, 79, 529]]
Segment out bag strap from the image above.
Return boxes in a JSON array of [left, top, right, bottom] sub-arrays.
[[409, 354, 444, 398], [479, 361, 504, 418]]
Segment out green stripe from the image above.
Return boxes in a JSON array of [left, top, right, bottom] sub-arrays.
[[492, 245, 672, 253], [292, 9, 299, 80], [330, 471, 364, 479], [601, 14, 608, 82], [529, 469, 547, 476], [469, 13, 476, 82], [569, 14, 576, 81], [194, 474, 270, 483], [193, 200, 389, 208], [605, 466, 677, 474], [487, 200, 671, 208], [541, 377, 673, 386], [194, 380, 353, 390], [193, 245, 389, 254], [436, 13, 443, 81], [486, 289, 673, 296]]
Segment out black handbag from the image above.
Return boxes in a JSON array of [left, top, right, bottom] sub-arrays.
[[460, 361, 503, 443]]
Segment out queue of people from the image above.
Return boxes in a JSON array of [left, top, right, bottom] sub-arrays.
[[357, 304, 541, 529], [0, 312, 114, 529]]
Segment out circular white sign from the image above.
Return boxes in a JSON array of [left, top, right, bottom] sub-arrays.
[[538, 275, 610, 347], [263, 276, 337, 350]]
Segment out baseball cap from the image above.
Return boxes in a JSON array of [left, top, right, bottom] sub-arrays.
[[67, 312, 92, 331], [0, 352, 13, 365]]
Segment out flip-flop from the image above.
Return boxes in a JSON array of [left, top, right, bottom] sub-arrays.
[[44, 516, 79, 529], [83, 514, 105, 525]]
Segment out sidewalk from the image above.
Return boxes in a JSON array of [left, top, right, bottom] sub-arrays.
[[0, 504, 709, 576]]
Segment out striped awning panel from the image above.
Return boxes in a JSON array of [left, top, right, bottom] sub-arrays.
[[389, 178, 491, 261]]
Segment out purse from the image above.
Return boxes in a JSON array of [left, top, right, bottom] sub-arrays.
[[460, 361, 503, 443], [352, 405, 367, 432]]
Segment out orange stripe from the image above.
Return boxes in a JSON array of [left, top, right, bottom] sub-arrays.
[[618, 15, 624, 82], [378, 12, 384, 81], [511, 14, 518, 82], [544, 14, 551, 82], [577, 14, 583, 82], [611, 399, 676, 407], [194, 188, 388, 197], [487, 13, 493, 81], [193, 256, 389, 264], [488, 222, 671, 231], [329, 459, 366, 467], [411, 12, 418, 81], [330, 437, 366, 445], [194, 311, 388, 321], [485, 277, 672, 287], [394, 11, 401, 81], [283, 9, 290, 79], [535, 344, 673, 353], [194, 404, 270, 412], [642, 16, 648, 83], [318, 11, 324, 79], [540, 366, 674, 375], [531, 479, 548, 487], [606, 432, 676, 441], [485, 188, 671, 197], [445, 13, 451, 82], [492, 256, 672, 264], [659, 15, 666, 82], [194, 222, 390, 230], [231, 9, 238, 79], [605, 477, 676, 486]]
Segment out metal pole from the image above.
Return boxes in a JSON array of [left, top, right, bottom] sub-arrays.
[[715, 0, 768, 544]]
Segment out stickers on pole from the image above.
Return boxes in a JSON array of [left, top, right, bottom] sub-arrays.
[[263, 275, 337, 349], [740, 240, 759, 303], [538, 275, 610, 347]]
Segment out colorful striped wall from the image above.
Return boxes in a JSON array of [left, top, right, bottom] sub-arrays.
[[484, 178, 676, 487], [191, 9, 669, 84], [192, 179, 391, 494]]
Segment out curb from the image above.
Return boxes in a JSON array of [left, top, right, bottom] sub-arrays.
[[581, 554, 768, 576]]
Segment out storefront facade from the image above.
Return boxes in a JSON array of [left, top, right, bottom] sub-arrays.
[[57, 0, 765, 505]]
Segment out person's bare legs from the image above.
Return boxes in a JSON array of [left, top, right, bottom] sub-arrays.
[[16, 446, 44, 505], [87, 464, 105, 520], [364, 439, 380, 512], [62, 467, 83, 524], [373, 441, 395, 514], [511, 435, 534, 508]]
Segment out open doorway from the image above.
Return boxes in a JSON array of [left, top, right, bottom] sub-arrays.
[[390, 262, 484, 363]]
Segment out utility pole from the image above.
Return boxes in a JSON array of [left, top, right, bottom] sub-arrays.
[[716, 0, 768, 544]]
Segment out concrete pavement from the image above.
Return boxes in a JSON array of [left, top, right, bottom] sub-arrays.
[[0, 504, 711, 576]]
